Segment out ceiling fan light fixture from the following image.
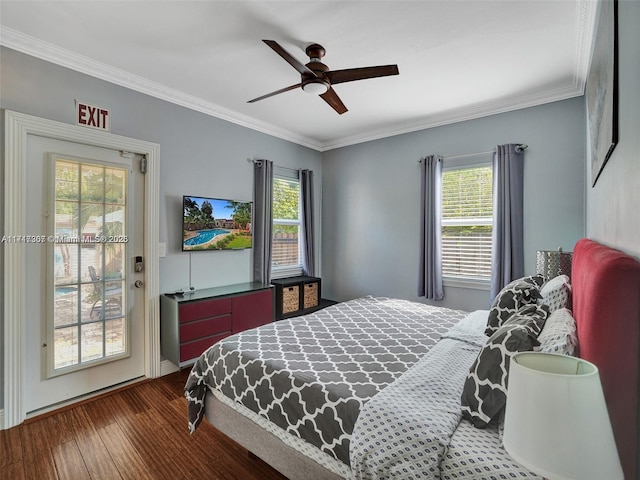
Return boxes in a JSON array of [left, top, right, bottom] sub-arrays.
[[302, 80, 329, 95]]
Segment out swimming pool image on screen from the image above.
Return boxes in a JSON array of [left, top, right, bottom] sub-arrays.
[[183, 228, 230, 246], [182, 196, 252, 251]]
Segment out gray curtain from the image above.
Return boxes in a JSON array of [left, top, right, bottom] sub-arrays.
[[490, 144, 525, 301], [300, 169, 315, 277], [253, 159, 273, 284], [418, 155, 444, 300]]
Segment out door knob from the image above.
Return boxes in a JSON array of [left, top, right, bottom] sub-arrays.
[[135, 280, 143, 288]]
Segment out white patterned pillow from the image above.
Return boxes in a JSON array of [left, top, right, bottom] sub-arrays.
[[485, 275, 544, 336], [462, 305, 548, 428], [538, 274, 572, 312], [538, 307, 578, 356]]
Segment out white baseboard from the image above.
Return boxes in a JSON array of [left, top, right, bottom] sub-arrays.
[[0, 364, 179, 430], [0, 360, 184, 430], [160, 359, 180, 376]]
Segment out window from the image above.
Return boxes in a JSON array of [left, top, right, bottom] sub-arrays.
[[50, 159, 128, 374], [272, 172, 302, 277], [441, 162, 493, 282]]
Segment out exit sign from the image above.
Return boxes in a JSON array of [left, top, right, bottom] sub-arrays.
[[76, 101, 110, 131]]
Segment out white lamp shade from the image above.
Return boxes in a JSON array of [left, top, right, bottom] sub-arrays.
[[503, 352, 623, 480]]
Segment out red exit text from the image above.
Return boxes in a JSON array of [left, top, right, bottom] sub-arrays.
[[76, 101, 110, 131]]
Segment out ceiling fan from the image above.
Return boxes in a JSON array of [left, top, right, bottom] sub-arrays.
[[247, 40, 399, 115]]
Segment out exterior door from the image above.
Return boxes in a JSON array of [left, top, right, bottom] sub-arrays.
[[23, 134, 145, 414]]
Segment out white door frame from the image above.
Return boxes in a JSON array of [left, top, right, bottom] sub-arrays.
[[3, 110, 160, 428]]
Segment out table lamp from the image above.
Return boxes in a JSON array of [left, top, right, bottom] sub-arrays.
[[536, 248, 572, 280], [503, 352, 623, 480]]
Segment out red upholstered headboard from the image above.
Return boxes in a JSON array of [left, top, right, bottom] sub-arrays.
[[572, 239, 640, 480]]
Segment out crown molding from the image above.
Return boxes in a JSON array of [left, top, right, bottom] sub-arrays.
[[322, 84, 585, 151], [1, 0, 596, 153], [0, 27, 324, 151]]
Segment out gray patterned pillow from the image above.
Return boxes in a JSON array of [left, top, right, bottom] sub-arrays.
[[502, 303, 549, 335], [485, 275, 544, 336], [538, 274, 572, 313], [461, 306, 548, 428]]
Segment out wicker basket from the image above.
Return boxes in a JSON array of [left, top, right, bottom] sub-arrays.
[[304, 282, 319, 309], [282, 285, 300, 314]]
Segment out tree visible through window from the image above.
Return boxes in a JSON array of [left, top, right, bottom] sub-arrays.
[[441, 164, 493, 280], [272, 176, 301, 273]]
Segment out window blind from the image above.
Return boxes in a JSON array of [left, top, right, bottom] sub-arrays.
[[441, 164, 493, 279], [272, 177, 301, 269]]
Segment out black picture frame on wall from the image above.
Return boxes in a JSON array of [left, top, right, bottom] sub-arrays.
[[586, 0, 618, 187]]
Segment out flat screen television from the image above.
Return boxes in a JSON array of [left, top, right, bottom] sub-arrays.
[[182, 195, 252, 251]]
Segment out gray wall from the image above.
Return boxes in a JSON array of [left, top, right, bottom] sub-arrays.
[[586, 0, 640, 258], [4, 0, 638, 416], [0, 47, 322, 411], [321, 97, 586, 311]]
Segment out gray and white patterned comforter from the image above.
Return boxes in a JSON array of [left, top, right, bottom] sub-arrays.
[[185, 296, 467, 466]]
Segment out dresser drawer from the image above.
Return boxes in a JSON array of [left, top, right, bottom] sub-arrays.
[[179, 297, 232, 322], [180, 333, 229, 362], [179, 314, 232, 343]]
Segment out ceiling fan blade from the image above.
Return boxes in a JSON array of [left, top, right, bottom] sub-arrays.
[[320, 87, 348, 115], [326, 65, 399, 85], [247, 83, 301, 103], [262, 40, 318, 77]]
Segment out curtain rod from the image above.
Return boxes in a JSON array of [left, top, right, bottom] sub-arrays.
[[246, 158, 300, 173], [418, 144, 528, 163], [446, 144, 528, 160]]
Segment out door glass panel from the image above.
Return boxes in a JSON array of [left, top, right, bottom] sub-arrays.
[[106, 318, 126, 355], [54, 326, 79, 369], [51, 158, 128, 374], [81, 164, 104, 202], [105, 168, 126, 204], [55, 201, 79, 237], [81, 265, 98, 323], [80, 202, 103, 242], [55, 161, 79, 201], [53, 286, 79, 328], [104, 241, 125, 280], [81, 322, 104, 363]]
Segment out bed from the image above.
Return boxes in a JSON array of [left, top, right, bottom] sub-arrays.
[[185, 238, 640, 479]]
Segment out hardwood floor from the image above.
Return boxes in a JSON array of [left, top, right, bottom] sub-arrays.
[[0, 369, 287, 480]]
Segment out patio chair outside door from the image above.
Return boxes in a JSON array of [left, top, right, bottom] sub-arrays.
[[88, 265, 122, 317]]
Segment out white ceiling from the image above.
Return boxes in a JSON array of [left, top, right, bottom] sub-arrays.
[[0, 1, 597, 151]]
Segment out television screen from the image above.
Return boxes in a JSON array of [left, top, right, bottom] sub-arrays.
[[182, 195, 252, 251]]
